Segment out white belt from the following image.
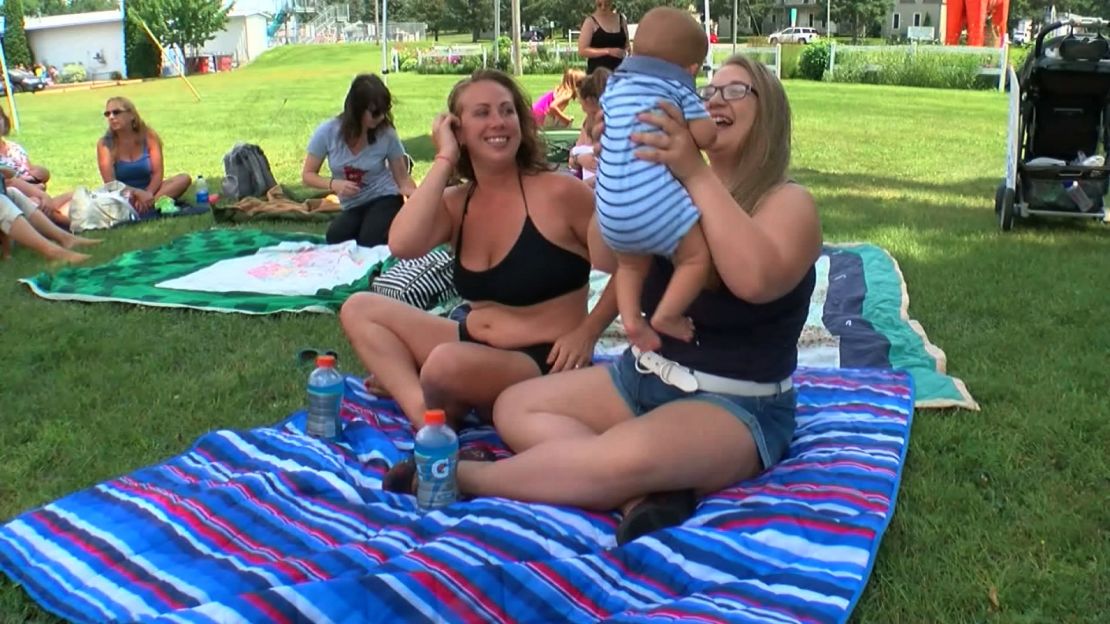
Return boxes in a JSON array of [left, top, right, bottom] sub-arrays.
[[631, 347, 792, 397]]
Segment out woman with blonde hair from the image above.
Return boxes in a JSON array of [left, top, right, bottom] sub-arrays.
[[384, 55, 822, 546], [93, 97, 190, 217]]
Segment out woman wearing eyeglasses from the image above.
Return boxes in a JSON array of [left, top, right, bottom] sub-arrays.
[[399, 55, 821, 546], [96, 97, 192, 215], [302, 73, 417, 248]]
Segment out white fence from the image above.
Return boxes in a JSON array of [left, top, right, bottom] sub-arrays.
[[828, 42, 1009, 91], [417, 44, 488, 67], [709, 43, 782, 78]]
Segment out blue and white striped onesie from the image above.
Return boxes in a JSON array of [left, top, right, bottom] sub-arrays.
[[596, 56, 709, 257]]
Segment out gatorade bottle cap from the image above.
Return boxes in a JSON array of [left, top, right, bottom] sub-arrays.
[[424, 409, 446, 426], [316, 354, 336, 367]]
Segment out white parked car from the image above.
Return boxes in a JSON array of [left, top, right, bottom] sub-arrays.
[[768, 27, 820, 44]]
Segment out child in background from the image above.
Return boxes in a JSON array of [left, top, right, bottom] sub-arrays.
[[568, 67, 611, 182], [595, 6, 716, 352], [532, 68, 586, 128]]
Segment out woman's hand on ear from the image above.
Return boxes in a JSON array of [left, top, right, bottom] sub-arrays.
[[631, 101, 709, 183], [432, 113, 461, 165]]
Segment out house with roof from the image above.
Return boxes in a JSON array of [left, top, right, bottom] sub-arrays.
[[23, 7, 270, 80]]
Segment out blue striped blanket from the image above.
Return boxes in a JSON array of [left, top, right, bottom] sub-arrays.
[[0, 367, 913, 623]]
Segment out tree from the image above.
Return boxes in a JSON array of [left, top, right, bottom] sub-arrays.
[[3, 0, 34, 68], [445, 0, 492, 42], [125, 0, 167, 78], [161, 0, 231, 55], [69, 0, 117, 12], [407, 0, 448, 40], [830, 0, 887, 41]]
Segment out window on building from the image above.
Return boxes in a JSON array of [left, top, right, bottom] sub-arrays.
[[893, 14, 901, 30], [809, 13, 814, 27], [913, 13, 921, 27]]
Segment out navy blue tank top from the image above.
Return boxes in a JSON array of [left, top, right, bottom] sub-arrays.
[[642, 256, 816, 382]]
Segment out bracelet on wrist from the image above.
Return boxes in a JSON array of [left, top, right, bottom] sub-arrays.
[[434, 154, 455, 167]]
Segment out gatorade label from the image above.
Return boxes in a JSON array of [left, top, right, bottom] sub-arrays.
[[306, 388, 341, 438], [415, 447, 458, 509]]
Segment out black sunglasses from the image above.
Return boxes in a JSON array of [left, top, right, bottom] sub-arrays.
[[103, 108, 129, 118], [695, 82, 758, 102]]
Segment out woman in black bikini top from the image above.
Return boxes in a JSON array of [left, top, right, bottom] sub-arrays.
[[454, 175, 590, 308]]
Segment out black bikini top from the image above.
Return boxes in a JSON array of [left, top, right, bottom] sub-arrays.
[[453, 175, 591, 307]]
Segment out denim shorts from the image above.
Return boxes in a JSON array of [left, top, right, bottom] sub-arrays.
[[607, 349, 798, 469]]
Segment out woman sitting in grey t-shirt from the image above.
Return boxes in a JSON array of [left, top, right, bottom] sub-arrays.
[[302, 74, 417, 247]]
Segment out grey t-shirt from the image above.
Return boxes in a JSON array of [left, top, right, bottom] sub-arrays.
[[307, 118, 406, 210]]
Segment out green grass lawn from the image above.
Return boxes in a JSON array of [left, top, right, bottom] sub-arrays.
[[0, 42, 1107, 622]]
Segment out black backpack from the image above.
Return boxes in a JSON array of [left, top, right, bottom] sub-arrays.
[[223, 143, 277, 200]]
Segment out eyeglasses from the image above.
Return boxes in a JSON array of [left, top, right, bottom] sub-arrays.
[[695, 82, 758, 102], [103, 109, 129, 118]]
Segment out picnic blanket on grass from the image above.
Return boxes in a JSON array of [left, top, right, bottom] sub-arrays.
[[0, 367, 914, 624], [19, 230, 386, 315]]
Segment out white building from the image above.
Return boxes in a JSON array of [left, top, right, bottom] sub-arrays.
[[197, 11, 270, 67], [24, 8, 270, 80], [25, 10, 124, 80]]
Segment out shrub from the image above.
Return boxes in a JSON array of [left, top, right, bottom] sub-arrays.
[[60, 63, 87, 84], [798, 40, 832, 80], [827, 47, 987, 90]]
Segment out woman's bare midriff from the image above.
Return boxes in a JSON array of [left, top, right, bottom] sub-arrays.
[[462, 286, 590, 348]]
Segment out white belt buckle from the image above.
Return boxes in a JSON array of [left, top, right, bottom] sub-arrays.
[[631, 348, 699, 393]]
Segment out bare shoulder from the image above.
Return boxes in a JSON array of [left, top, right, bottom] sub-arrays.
[[441, 182, 470, 231], [753, 181, 818, 225], [538, 171, 593, 216], [754, 181, 822, 259]]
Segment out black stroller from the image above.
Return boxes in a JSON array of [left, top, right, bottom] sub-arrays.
[[996, 16, 1110, 231]]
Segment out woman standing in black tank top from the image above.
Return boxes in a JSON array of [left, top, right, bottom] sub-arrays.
[[578, 0, 629, 74]]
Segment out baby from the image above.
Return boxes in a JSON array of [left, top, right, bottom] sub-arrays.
[[595, 6, 715, 352]]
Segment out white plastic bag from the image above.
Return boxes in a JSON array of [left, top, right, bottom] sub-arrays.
[[68, 181, 136, 233]]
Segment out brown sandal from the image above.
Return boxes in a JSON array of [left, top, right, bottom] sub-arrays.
[[382, 447, 496, 495]]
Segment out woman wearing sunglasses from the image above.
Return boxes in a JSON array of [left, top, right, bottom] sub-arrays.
[[302, 73, 417, 248], [94, 97, 191, 218], [390, 55, 822, 546]]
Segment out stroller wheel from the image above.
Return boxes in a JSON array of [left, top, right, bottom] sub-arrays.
[[995, 182, 1005, 214], [998, 186, 1016, 231]]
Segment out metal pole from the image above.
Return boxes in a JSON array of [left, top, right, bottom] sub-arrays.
[[380, 0, 389, 76], [494, 0, 500, 64], [703, 0, 712, 70], [511, 0, 522, 75], [136, 17, 201, 101], [0, 41, 19, 133], [732, 0, 737, 55]]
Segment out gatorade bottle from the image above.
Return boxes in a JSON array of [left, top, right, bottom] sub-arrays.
[[306, 355, 343, 439], [414, 409, 459, 509], [195, 176, 209, 206]]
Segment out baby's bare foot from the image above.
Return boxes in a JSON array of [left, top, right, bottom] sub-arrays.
[[624, 315, 662, 353], [651, 314, 695, 343]]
